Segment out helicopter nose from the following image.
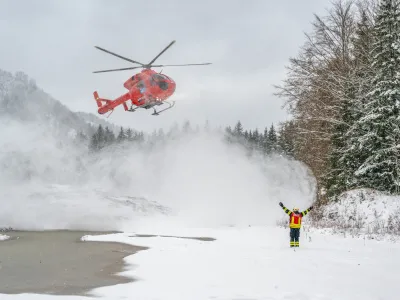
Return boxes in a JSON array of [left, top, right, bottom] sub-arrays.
[[169, 79, 176, 92]]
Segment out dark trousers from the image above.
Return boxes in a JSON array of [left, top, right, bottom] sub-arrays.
[[290, 228, 300, 247]]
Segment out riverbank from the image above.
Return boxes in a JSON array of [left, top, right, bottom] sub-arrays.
[[0, 230, 147, 296]]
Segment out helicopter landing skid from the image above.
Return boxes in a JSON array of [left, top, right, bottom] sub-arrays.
[[152, 101, 175, 116], [126, 101, 175, 115], [127, 106, 138, 112]]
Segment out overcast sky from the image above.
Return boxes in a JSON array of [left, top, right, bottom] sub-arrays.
[[0, 0, 332, 132]]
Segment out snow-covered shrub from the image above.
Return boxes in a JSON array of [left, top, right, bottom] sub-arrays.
[[308, 189, 400, 240]]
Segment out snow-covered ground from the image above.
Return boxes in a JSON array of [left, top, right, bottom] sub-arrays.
[[1, 225, 399, 300], [0, 234, 10, 241]]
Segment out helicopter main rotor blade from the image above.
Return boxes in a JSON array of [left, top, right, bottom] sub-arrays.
[[147, 40, 176, 66], [94, 46, 145, 66], [93, 66, 143, 73], [150, 63, 212, 67]]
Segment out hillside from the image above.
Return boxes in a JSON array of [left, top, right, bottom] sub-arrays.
[[0, 68, 120, 139], [0, 68, 135, 190]]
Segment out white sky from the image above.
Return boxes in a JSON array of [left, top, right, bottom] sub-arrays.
[[0, 0, 332, 132]]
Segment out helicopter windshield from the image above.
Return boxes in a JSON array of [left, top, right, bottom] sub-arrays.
[[151, 74, 169, 90]]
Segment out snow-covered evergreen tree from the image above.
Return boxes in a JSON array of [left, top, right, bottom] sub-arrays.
[[277, 121, 295, 157], [89, 133, 99, 152], [324, 89, 356, 199], [104, 126, 116, 145], [262, 126, 269, 155], [182, 120, 192, 134], [339, 7, 375, 192], [354, 0, 400, 194], [268, 124, 278, 153], [125, 128, 134, 141], [233, 121, 243, 137], [116, 126, 127, 143]]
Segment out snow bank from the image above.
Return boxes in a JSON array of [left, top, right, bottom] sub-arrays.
[[309, 189, 400, 240], [0, 234, 10, 241]]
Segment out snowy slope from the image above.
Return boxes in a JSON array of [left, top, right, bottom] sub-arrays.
[[0, 69, 26, 99], [75, 111, 125, 133], [0, 69, 129, 202], [0, 68, 118, 138]]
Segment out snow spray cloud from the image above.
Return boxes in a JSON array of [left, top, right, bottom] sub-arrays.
[[131, 130, 316, 229], [79, 129, 317, 230], [0, 122, 316, 231], [0, 118, 112, 231]]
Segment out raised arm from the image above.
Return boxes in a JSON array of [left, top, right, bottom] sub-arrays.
[[279, 202, 292, 215], [301, 205, 314, 217]]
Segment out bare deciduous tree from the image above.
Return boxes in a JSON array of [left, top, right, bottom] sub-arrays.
[[274, 0, 367, 200]]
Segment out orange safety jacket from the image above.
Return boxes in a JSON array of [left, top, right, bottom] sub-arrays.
[[280, 205, 313, 228]]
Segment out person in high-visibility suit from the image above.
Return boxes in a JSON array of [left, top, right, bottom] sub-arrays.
[[279, 202, 313, 247]]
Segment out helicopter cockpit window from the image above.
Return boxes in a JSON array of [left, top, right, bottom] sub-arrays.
[[151, 74, 169, 90], [158, 80, 168, 90]]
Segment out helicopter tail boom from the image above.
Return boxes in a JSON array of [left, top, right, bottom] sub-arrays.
[[93, 91, 112, 108], [94, 91, 132, 114]]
